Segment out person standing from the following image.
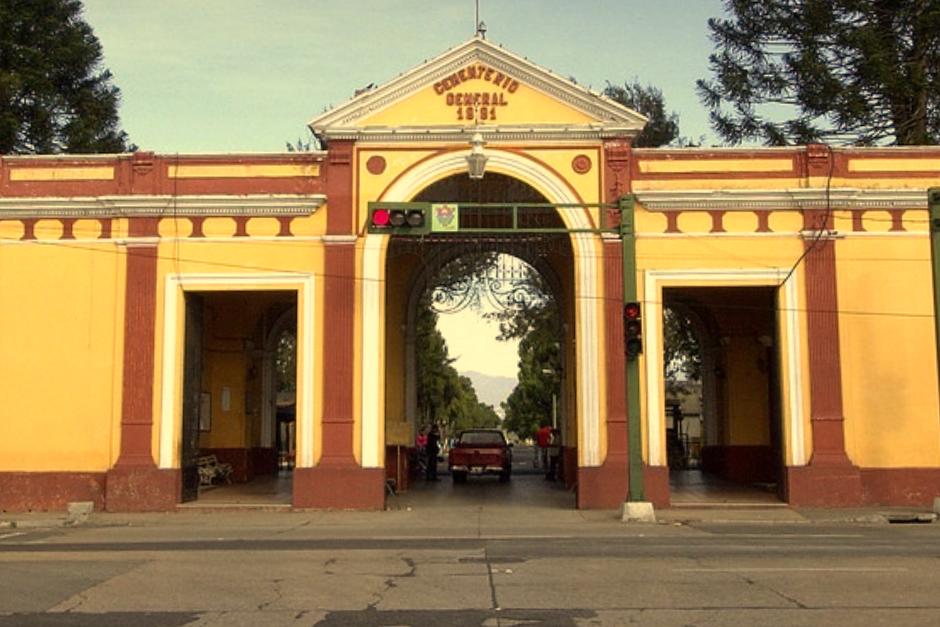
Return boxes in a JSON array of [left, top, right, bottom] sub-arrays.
[[535, 422, 552, 470], [425, 424, 441, 481]]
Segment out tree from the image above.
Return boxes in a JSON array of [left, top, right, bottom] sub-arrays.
[[501, 307, 562, 440], [285, 128, 324, 152], [0, 0, 132, 154], [414, 298, 500, 433], [663, 306, 702, 400], [698, 0, 940, 146], [603, 80, 682, 147]]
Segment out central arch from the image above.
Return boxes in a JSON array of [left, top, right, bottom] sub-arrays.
[[359, 148, 607, 495]]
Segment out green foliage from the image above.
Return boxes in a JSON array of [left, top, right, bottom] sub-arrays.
[[285, 129, 323, 152], [0, 0, 132, 154], [414, 300, 500, 433], [698, 0, 940, 145], [663, 307, 702, 398], [603, 80, 683, 147], [275, 331, 296, 394], [501, 307, 562, 440]]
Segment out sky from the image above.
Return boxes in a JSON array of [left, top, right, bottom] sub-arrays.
[[81, 0, 725, 153], [79, 0, 727, 380]]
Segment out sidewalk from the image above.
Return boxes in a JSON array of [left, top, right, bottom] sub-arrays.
[[2, 501, 937, 539]]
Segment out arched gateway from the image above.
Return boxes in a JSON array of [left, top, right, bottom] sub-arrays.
[[1, 37, 939, 512]]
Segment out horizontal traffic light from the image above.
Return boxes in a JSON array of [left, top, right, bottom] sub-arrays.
[[367, 202, 431, 235]]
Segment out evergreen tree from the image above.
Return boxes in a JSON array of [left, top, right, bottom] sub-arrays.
[[0, 0, 132, 154], [698, 0, 940, 145], [603, 80, 682, 147]]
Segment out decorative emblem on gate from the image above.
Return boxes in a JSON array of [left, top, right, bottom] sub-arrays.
[[431, 203, 459, 232]]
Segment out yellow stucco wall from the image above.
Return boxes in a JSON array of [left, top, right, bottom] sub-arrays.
[[0, 239, 123, 471], [837, 234, 940, 467], [724, 338, 771, 445]]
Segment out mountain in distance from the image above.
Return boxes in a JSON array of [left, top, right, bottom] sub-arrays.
[[462, 370, 517, 413]]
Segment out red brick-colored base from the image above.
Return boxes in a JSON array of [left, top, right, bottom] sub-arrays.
[[860, 468, 940, 507], [2, 463, 936, 512], [643, 464, 671, 508], [0, 472, 106, 511], [785, 464, 863, 507], [105, 467, 180, 512], [293, 465, 385, 509], [577, 460, 628, 509]]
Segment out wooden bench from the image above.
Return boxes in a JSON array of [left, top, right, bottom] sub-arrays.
[[197, 455, 233, 486]]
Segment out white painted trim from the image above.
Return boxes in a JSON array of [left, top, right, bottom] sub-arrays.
[[643, 268, 805, 468], [574, 233, 601, 466], [782, 274, 806, 465], [158, 273, 316, 469], [0, 194, 326, 219], [635, 188, 930, 212], [360, 235, 387, 468], [378, 149, 604, 467], [298, 278, 315, 468]]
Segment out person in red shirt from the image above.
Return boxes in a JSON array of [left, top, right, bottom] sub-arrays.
[[535, 422, 552, 470]]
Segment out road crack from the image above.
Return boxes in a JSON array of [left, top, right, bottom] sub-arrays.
[[366, 555, 417, 611], [257, 577, 285, 611], [736, 573, 807, 609], [484, 547, 501, 612]]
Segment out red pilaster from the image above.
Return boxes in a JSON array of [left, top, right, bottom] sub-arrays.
[[293, 140, 384, 509], [787, 201, 862, 506], [114, 219, 159, 467], [106, 217, 179, 511], [577, 141, 635, 509]]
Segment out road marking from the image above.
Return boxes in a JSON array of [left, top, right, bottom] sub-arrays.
[[675, 567, 908, 573], [0, 532, 26, 540]]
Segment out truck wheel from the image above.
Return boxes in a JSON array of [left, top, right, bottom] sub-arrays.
[[499, 468, 511, 482], [452, 472, 467, 484]]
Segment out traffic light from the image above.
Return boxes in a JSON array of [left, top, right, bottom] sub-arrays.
[[624, 301, 642, 360], [367, 202, 430, 235]]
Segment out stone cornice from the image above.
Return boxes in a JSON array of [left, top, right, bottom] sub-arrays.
[[310, 37, 646, 140], [635, 188, 930, 211], [0, 194, 326, 219], [328, 125, 631, 143]]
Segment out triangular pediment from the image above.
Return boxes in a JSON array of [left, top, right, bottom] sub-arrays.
[[309, 37, 647, 142]]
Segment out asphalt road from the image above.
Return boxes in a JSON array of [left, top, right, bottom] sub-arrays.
[[2, 475, 939, 626]]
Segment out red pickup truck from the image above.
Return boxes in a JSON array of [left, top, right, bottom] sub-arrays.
[[448, 429, 512, 483]]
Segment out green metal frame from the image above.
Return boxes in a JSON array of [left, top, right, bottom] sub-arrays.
[[619, 196, 645, 502], [366, 201, 618, 235]]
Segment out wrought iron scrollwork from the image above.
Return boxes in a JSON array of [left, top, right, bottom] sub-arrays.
[[429, 253, 545, 314]]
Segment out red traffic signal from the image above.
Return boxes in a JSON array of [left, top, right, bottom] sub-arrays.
[[367, 203, 430, 235], [624, 301, 642, 360]]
